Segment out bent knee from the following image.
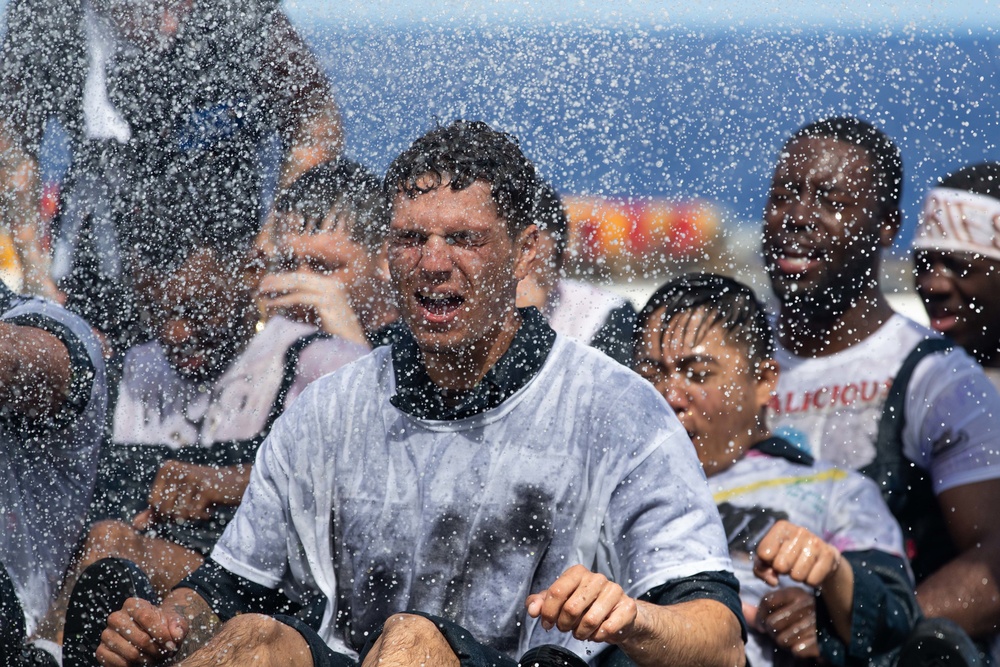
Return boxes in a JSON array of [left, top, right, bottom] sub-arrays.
[[83, 520, 142, 563], [380, 613, 445, 642], [220, 613, 293, 648]]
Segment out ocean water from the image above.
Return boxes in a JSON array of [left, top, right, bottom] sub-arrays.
[[302, 22, 998, 246]]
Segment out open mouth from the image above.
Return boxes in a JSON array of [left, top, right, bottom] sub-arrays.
[[166, 346, 208, 376], [924, 306, 959, 333], [772, 244, 823, 275], [415, 291, 465, 323], [929, 315, 958, 333]]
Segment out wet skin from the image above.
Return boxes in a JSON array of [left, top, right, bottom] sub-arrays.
[[136, 248, 259, 384], [914, 249, 1000, 368], [763, 136, 900, 356], [386, 179, 537, 391], [634, 308, 776, 476], [259, 208, 393, 342], [763, 136, 893, 316]]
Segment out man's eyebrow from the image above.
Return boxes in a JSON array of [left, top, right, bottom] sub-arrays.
[[635, 356, 669, 371], [673, 353, 721, 368]]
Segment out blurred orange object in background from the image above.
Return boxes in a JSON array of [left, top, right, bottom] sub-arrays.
[[563, 194, 719, 276]]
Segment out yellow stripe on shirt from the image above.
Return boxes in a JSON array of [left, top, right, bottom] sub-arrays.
[[712, 468, 849, 504]]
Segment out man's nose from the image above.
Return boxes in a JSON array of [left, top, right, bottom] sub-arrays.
[[783, 194, 822, 230], [661, 379, 690, 415], [418, 235, 454, 274], [915, 259, 954, 297]]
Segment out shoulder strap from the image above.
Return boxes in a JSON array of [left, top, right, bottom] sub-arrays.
[[262, 330, 330, 433], [874, 337, 954, 459], [863, 336, 954, 582]]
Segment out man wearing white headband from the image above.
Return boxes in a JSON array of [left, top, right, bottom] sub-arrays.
[[914, 163, 1000, 390]]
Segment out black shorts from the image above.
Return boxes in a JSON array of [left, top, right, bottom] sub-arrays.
[[275, 612, 518, 667]]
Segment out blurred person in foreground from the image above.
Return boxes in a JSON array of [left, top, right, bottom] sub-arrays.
[[76, 120, 745, 667], [0, 276, 107, 665], [762, 116, 1000, 662], [47, 196, 368, 662], [516, 181, 636, 365], [913, 162, 1000, 391], [634, 273, 924, 667], [0, 0, 342, 352], [257, 158, 400, 350]]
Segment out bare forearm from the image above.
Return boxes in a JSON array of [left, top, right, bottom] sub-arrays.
[[916, 540, 1000, 639], [617, 599, 745, 667], [818, 560, 855, 645], [164, 588, 222, 662]]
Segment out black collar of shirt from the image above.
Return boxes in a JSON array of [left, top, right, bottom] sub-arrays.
[[750, 436, 815, 467], [366, 320, 407, 349], [390, 307, 556, 421], [0, 281, 17, 313]]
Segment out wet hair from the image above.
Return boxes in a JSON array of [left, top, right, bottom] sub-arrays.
[[789, 116, 903, 213], [636, 273, 775, 368], [384, 120, 539, 236], [939, 162, 1000, 202], [274, 158, 389, 251], [123, 170, 257, 275], [534, 179, 569, 266]]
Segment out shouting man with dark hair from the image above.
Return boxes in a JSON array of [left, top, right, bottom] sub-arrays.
[[763, 116, 1000, 663], [78, 120, 745, 667]]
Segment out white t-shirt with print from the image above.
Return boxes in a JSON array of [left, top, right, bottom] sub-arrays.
[[770, 314, 1000, 494], [213, 336, 733, 662], [710, 449, 904, 667]]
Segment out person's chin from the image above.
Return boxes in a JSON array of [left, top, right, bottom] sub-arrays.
[[769, 272, 820, 305], [408, 325, 467, 355]]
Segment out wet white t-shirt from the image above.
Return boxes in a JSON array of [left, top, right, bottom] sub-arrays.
[[770, 314, 1000, 493], [710, 449, 904, 667], [213, 336, 733, 661], [547, 278, 629, 345], [0, 295, 107, 636], [113, 316, 368, 448]]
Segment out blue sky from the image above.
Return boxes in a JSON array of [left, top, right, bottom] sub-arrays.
[[283, 0, 998, 30]]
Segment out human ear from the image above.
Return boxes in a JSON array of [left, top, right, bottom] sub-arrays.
[[513, 224, 539, 282], [878, 207, 902, 249], [753, 358, 780, 412]]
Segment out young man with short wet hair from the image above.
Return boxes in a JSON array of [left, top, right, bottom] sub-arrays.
[[634, 272, 921, 667], [258, 157, 399, 349], [81, 120, 746, 667], [762, 116, 1000, 659]]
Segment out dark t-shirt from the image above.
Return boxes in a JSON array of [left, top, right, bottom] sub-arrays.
[[0, 0, 326, 344]]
